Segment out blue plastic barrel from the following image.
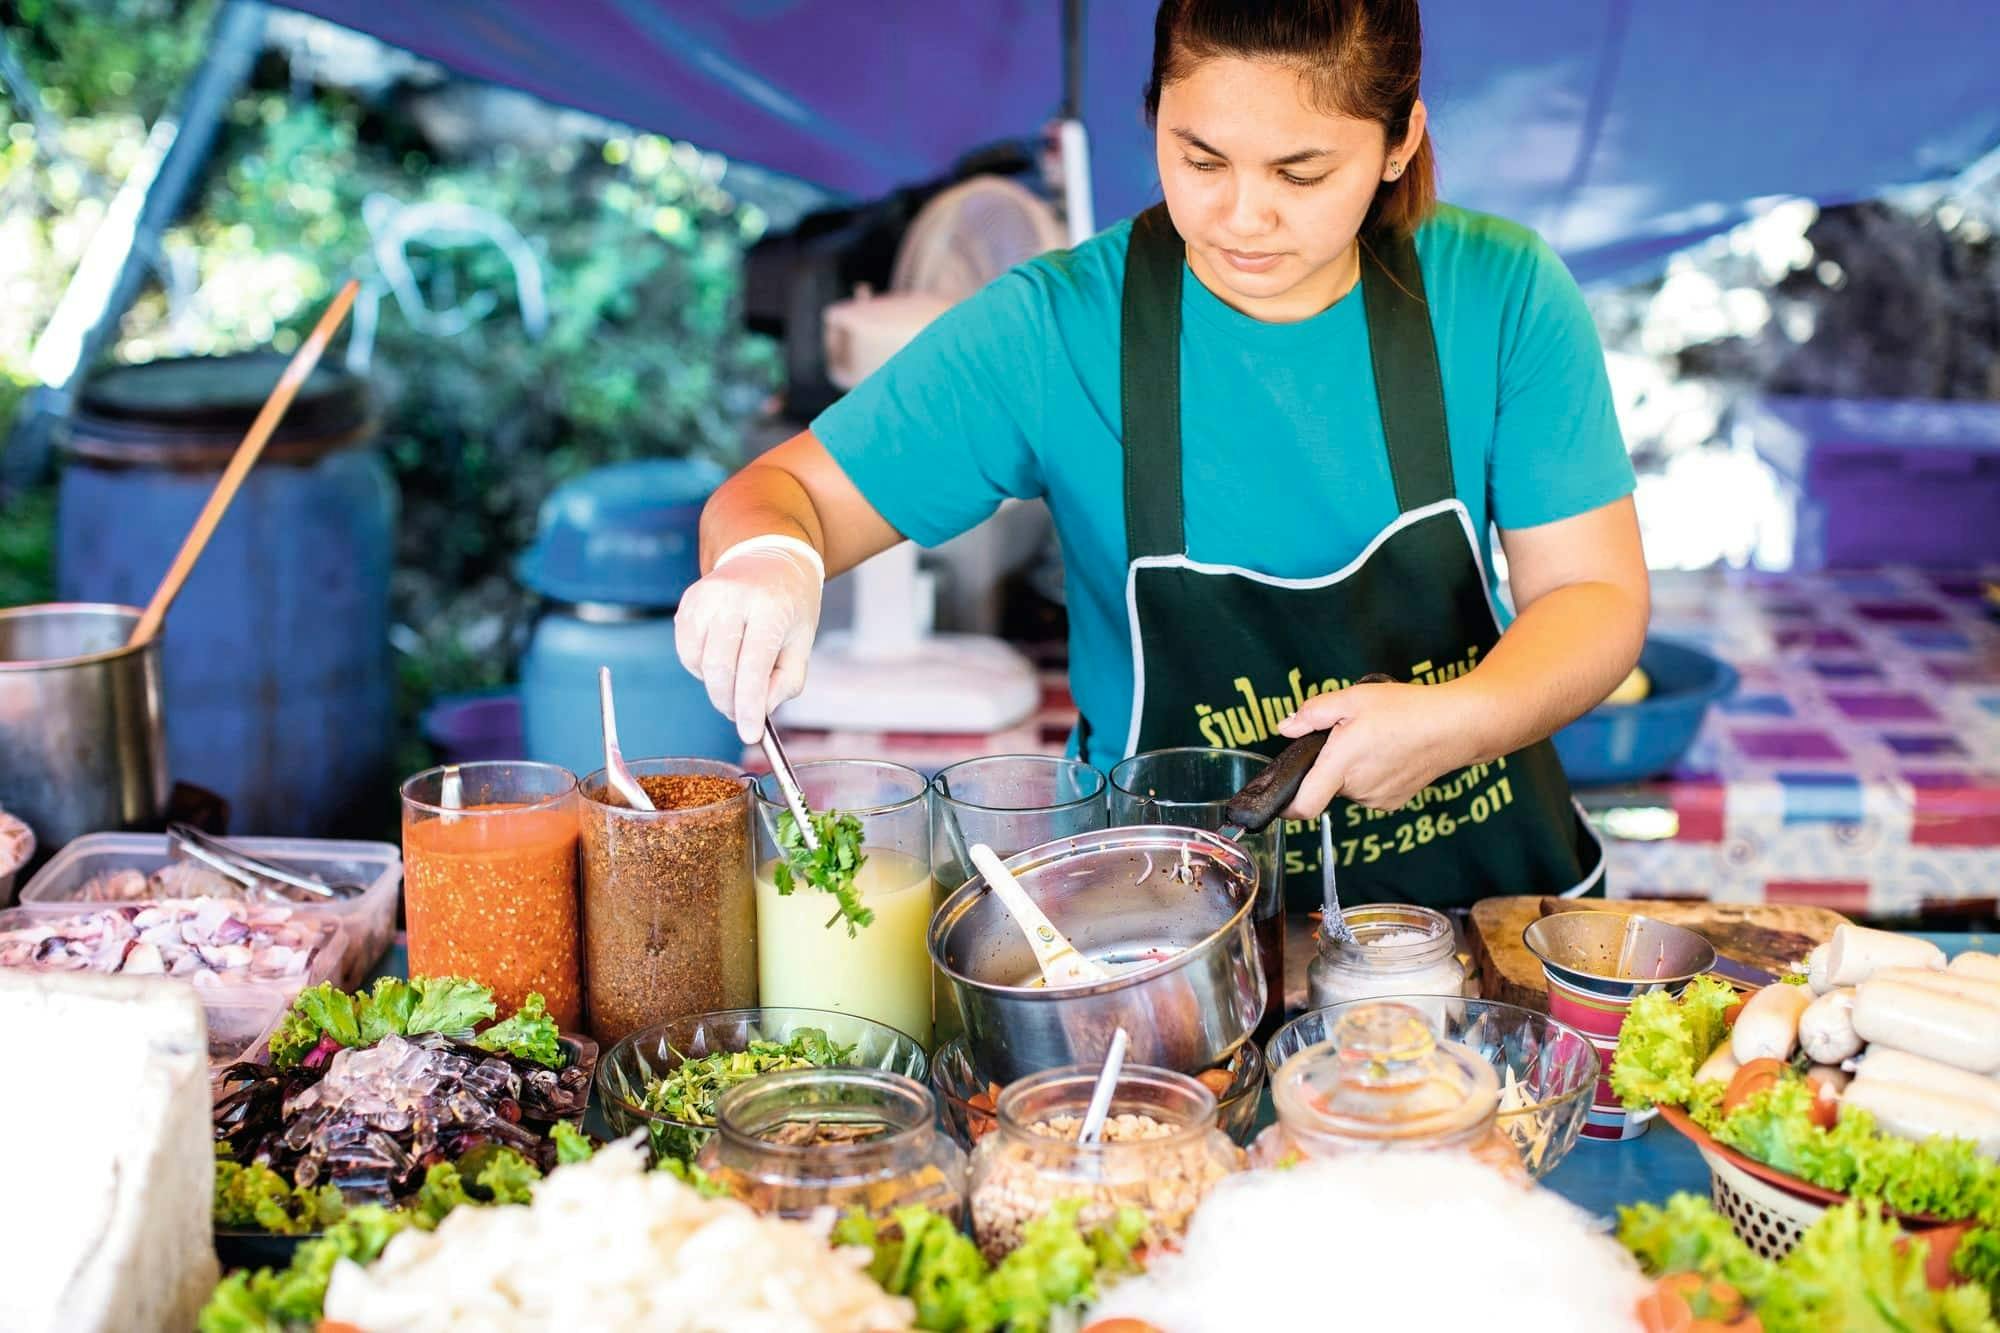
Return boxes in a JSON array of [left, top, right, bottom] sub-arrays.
[[516, 459, 740, 777], [56, 354, 396, 836]]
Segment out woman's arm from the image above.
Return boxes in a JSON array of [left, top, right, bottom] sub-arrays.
[[1277, 495, 1649, 815], [698, 428, 906, 576], [1461, 493, 1651, 760]]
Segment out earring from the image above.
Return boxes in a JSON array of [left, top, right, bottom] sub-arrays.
[[1388, 160, 1403, 179]]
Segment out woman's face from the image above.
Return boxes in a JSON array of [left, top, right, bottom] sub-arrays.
[[1155, 55, 1421, 319]]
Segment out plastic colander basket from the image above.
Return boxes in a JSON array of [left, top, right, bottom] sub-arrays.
[[1698, 1145, 1828, 1260]]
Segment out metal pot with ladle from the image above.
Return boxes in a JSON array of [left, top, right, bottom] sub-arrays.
[[0, 603, 171, 858], [930, 715, 1353, 1085]]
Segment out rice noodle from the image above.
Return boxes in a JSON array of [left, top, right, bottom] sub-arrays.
[[322, 1139, 914, 1331], [1086, 1152, 1647, 1332]]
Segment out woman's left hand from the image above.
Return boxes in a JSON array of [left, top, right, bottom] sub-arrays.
[[1274, 679, 1487, 818]]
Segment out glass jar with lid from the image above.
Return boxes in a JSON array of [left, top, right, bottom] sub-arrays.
[[1307, 903, 1468, 1010], [696, 1067, 967, 1224], [968, 1065, 1244, 1262], [1251, 1000, 1522, 1176]]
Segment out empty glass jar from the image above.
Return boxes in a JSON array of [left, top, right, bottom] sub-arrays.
[[1252, 1000, 1521, 1176]]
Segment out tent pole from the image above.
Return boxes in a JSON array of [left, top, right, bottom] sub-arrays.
[[2, 0, 268, 487], [1057, 0, 1094, 245]]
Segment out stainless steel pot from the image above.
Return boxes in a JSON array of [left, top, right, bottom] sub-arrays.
[[929, 825, 1264, 1084], [0, 604, 170, 852]]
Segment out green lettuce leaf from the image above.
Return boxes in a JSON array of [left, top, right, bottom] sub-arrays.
[[1610, 974, 1738, 1110], [551, 1120, 595, 1165], [1713, 1079, 2000, 1222], [402, 974, 498, 1038], [213, 1151, 345, 1235], [266, 983, 362, 1068], [197, 1204, 412, 1333], [413, 1161, 475, 1228], [356, 976, 417, 1044], [1623, 1195, 2000, 1333], [657, 1156, 730, 1199], [1758, 1201, 1997, 1333], [1957, 1224, 2000, 1309], [1618, 1192, 1776, 1298], [833, 1201, 1140, 1333], [474, 1146, 542, 1205], [473, 991, 563, 1067]]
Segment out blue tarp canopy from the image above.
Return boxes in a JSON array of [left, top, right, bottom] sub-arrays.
[[280, 1, 2000, 281]]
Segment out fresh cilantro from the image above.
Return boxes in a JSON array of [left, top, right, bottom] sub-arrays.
[[773, 810, 874, 937]]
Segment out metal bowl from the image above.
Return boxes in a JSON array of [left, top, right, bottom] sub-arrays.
[[929, 825, 1264, 1085], [1522, 911, 1717, 999], [1266, 997, 1601, 1180], [596, 1007, 929, 1164]]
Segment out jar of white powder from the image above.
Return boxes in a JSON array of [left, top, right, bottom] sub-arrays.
[[1308, 904, 1467, 1010]]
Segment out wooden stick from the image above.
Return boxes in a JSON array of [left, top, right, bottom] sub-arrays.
[[127, 279, 360, 647]]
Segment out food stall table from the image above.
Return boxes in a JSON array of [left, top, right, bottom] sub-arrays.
[[371, 928, 1992, 1221]]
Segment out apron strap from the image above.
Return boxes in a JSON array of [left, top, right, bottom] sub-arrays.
[[1120, 206, 1187, 561], [1358, 230, 1455, 512], [1118, 207, 1457, 560]]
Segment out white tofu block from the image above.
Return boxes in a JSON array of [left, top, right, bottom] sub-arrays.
[[0, 971, 219, 1332]]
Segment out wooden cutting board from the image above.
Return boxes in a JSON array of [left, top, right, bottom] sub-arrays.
[[1468, 897, 1849, 1011]]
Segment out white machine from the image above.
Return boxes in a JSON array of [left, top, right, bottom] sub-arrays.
[[779, 176, 1066, 734]]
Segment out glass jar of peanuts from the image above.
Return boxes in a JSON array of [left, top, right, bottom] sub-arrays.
[[968, 1065, 1244, 1262], [1250, 1000, 1523, 1177]]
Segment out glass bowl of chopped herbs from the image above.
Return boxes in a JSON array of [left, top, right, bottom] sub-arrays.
[[596, 1006, 929, 1164]]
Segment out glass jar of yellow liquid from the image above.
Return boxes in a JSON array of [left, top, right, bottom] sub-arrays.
[[754, 760, 934, 1047]]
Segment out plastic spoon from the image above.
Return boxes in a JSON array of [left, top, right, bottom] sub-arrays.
[[1078, 1027, 1131, 1145], [439, 763, 463, 826], [968, 842, 1109, 987], [598, 667, 654, 811], [1319, 815, 1357, 946]]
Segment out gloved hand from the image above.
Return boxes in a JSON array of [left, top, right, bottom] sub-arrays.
[[674, 534, 825, 744]]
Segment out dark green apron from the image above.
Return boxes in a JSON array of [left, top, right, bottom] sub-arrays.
[[1106, 204, 1603, 911]]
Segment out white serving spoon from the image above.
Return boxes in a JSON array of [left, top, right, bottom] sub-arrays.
[[968, 842, 1109, 987], [598, 666, 654, 810]]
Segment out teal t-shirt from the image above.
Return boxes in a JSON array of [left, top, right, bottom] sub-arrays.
[[812, 204, 1634, 768]]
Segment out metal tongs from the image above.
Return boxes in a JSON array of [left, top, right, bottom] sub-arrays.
[[760, 721, 819, 853], [166, 823, 368, 903], [1203, 673, 1396, 946]]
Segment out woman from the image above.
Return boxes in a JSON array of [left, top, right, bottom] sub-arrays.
[[676, 0, 1649, 910]]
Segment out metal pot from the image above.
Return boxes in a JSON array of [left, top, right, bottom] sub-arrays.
[[0, 604, 170, 853], [929, 825, 1264, 1084]]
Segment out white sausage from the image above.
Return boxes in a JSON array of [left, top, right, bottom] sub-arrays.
[[1854, 1047, 2000, 1114], [1823, 924, 1946, 987], [1731, 983, 1814, 1063], [1840, 1079, 2000, 1157], [1948, 952, 2000, 982], [1852, 979, 2000, 1074], [1867, 967, 2000, 1010], [1695, 1043, 1742, 1086], [1807, 943, 1833, 994], [1798, 988, 1862, 1065]]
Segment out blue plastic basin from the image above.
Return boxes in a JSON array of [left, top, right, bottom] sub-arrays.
[[1552, 636, 1738, 786]]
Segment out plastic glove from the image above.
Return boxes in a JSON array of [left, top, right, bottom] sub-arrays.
[[674, 534, 825, 743]]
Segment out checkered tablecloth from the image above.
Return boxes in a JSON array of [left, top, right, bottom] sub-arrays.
[[756, 569, 2000, 914], [1582, 567, 2000, 914]]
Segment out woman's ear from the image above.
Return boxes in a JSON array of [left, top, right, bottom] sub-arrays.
[[1385, 98, 1428, 182]]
